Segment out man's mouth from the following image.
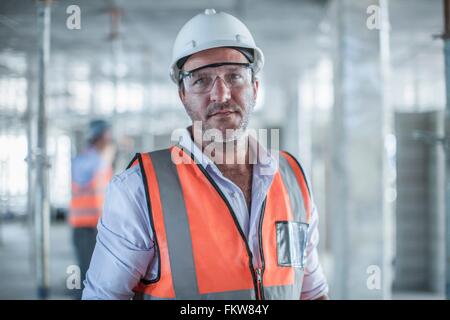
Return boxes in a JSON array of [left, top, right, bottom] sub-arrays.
[[208, 109, 237, 118]]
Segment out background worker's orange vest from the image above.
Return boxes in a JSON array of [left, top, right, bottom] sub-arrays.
[[69, 164, 113, 228], [129, 146, 312, 300]]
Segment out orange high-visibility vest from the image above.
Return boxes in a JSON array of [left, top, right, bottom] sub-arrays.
[[69, 163, 113, 228], [129, 145, 312, 300]]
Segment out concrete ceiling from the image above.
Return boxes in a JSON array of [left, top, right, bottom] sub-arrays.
[[0, 0, 445, 131], [0, 0, 444, 81], [0, 0, 328, 82]]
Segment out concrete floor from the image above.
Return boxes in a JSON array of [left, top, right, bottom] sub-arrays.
[[0, 220, 80, 300]]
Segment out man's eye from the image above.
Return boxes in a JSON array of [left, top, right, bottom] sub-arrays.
[[192, 77, 206, 86], [230, 73, 243, 80], [228, 73, 245, 84]]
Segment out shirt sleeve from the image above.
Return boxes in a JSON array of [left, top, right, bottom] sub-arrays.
[[82, 166, 155, 300], [300, 204, 329, 300]]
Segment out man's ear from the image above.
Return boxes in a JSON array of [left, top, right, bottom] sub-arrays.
[[253, 78, 259, 100], [178, 85, 185, 103]]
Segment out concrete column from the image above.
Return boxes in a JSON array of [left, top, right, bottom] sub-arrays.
[[284, 81, 303, 162], [394, 111, 445, 293], [34, 0, 52, 299], [328, 0, 393, 299], [25, 55, 37, 276], [297, 73, 313, 177]]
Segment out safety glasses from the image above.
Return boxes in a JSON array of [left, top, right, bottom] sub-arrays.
[[179, 62, 254, 94]]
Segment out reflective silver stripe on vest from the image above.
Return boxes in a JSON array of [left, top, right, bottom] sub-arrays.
[[69, 208, 101, 216], [278, 154, 309, 224], [148, 149, 201, 299], [136, 289, 255, 300], [133, 291, 175, 300], [200, 289, 255, 300], [71, 189, 97, 197], [263, 268, 304, 300]]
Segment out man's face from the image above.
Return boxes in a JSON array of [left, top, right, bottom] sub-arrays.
[[179, 47, 259, 142], [91, 128, 111, 148]]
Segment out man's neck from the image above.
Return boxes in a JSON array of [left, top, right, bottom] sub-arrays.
[[188, 126, 252, 173]]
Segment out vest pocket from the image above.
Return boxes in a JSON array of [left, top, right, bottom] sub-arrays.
[[276, 221, 308, 268]]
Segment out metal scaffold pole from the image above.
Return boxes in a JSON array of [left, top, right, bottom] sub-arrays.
[[35, 0, 52, 299]]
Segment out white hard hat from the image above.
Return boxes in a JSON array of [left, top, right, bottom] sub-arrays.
[[169, 8, 265, 83]]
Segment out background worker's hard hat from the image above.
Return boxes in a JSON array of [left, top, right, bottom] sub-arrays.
[[169, 8, 265, 83], [87, 119, 111, 144]]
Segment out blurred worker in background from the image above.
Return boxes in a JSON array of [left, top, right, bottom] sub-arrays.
[[69, 119, 114, 296], [84, 9, 328, 300]]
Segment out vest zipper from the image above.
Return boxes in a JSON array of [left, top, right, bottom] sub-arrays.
[[255, 268, 263, 299], [193, 162, 262, 300], [257, 198, 267, 300]]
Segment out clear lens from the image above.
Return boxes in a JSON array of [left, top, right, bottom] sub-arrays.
[[183, 65, 252, 94]]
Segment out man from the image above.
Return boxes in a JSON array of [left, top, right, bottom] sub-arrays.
[[83, 9, 328, 300], [69, 119, 114, 295]]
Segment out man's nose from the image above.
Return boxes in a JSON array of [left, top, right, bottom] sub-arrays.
[[210, 77, 231, 103]]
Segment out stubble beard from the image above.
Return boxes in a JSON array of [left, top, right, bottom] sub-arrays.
[[185, 95, 256, 144]]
